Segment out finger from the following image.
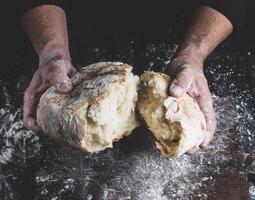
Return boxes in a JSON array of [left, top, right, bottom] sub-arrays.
[[200, 111, 216, 148], [186, 146, 200, 155], [23, 74, 48, 131], [47, 68, 73, 93], [23, 116, 41, 133], [23, 92, 39, 131], [169, 66, 194, 97], [191, 89, 216, 148], [23, 88, 46, 132], [199, 99, 216, 148]]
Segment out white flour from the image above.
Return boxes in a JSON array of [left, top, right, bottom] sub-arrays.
[[0, 44, 254, 199]]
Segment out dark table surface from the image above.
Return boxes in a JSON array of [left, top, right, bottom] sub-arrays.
[[1, 4, 255, 200]]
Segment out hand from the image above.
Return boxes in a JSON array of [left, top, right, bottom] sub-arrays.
[[168, 55, 216, 152], [23, 54, 76, 132]]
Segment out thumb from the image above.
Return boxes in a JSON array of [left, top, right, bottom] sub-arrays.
[[48, 69, 73, 93], [169, 66, 194, 97]]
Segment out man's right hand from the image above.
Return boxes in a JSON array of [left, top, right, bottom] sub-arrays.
[[23, 55, 76, 132]]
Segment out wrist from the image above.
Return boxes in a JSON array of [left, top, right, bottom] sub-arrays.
[[176, 41, 208, 64], [172, 48, 204, 71], [38, 45, 71, 66]]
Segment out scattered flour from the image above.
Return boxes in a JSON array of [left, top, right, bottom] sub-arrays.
[[0, 44, 255, 199]]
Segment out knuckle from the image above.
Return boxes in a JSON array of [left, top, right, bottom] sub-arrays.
[[175, 77, 186, 87], [176, 72, 193, 88], [48, 68, 66, 79], [47, 71, 60, 83]]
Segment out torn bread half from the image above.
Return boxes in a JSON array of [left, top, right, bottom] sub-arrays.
[[137, 71, 206, 158], [37, 62, 140, 153]]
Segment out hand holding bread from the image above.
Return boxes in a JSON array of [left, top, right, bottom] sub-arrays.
[[36, 62, 209, 158]]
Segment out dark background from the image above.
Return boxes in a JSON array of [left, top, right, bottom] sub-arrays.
[[1, 1, 255, 81], [1, 1, 255, 105], [1, 1, 255, 200]]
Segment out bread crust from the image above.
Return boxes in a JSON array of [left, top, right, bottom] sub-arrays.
[[137, 71, 206, 158], [37, 62, 140, 153]]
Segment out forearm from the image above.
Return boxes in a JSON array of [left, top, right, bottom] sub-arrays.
[[21, 5, 70, 63], [176, 6, 233, 64]]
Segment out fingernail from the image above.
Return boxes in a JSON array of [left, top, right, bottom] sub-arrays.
[[170, 84, 185, 97], [59, 81, 72, 92], [200, 131, 211, 148], [28, 118, 40, 133], [200, 143, 207, 149], [32, 125, 41, 133]]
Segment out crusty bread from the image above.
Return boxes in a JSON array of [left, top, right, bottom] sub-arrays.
[[37, 62, 140, 153], [137, 71, 206, 158]]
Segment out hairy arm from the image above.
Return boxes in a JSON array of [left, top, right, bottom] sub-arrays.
[[169, 6, 233, 151], [21, 5, 71, 62], [175, 5, 233, 64], [21, 5, 76, 131]]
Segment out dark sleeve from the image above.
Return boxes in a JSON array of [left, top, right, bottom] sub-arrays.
[[202, 0, 255, 31], [14, 0, 66, 16]]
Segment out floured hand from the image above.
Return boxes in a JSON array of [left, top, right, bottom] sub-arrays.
[[23, 55, 76, 132], [168, 55, 216, 151]]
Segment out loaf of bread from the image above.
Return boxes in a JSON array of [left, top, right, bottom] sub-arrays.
[[37, 62, 140, 153], [137, 71, 206, 158]]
